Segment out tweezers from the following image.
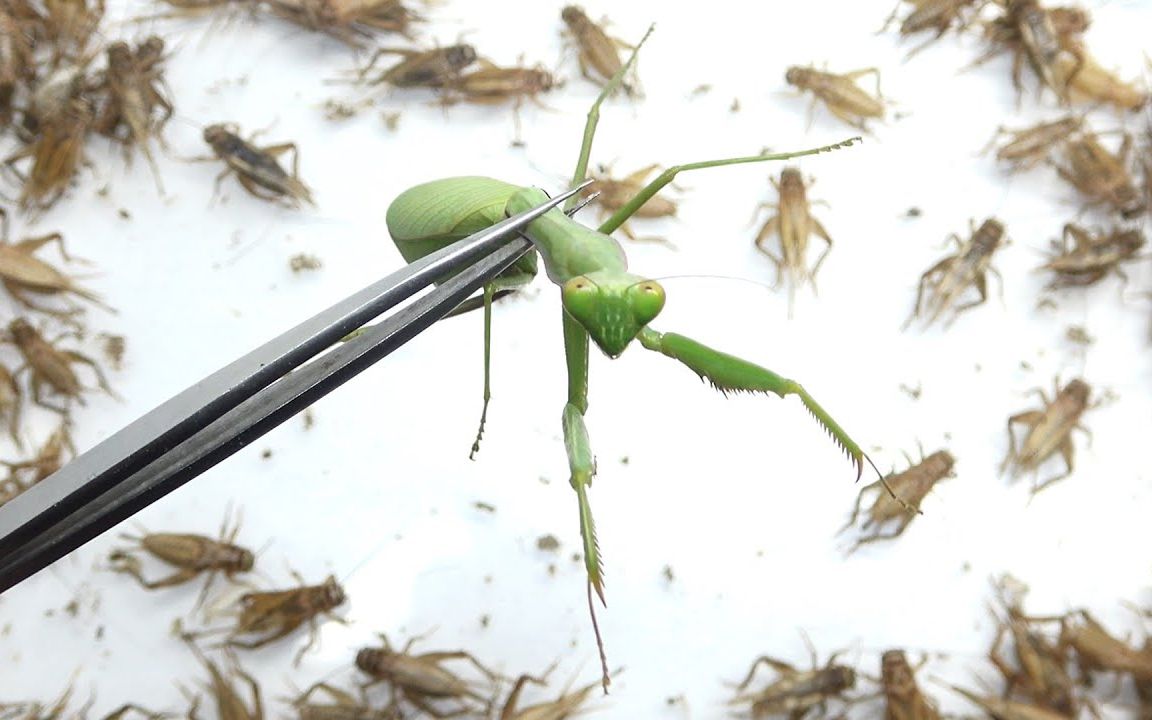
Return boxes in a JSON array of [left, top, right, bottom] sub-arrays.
[[0, 181, 591, 594]]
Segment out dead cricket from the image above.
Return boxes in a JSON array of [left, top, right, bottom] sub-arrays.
[[215, 573, 346, 665], [290, 682, 398, 720], [0, 362, 22, 449], [91, 36, 174, 194], [904, 218, 1006, 329], [988, 578, 1079, 716], [0, 208, 115, 318], [785, 65, 886, 132], [752, 166, 832, 317], [185, 640, 264, 720], [880, 650, 940, 720], [5, 317, 118, 413], [728, 640, 858, 720], [201, 123, 315, 207], [108, 512, 255, 609], [1060, 49, 1147, 112], [1, 422, 73, 492], [976, 0, 1088, 104], [880, 0, 984, 59], [1054, 131, 1145, 219], [1057, 609, 1152, 683], [497, 671, 603, 720], [983, 115, 1082, 171], [355, 633, 500, 718], [560, 5, 635, 95], [355, 44, 477, 89], [1000, 377, 1091, 495], [1039, 223, 1144, 289], [4, 98, 92, 214], [441, 61, 558, 143], [583, 163, 677, 244], [838, 449, 954, 554], [944, 682, 1074, 720]]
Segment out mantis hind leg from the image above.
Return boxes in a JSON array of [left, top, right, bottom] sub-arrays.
[[635, 326, 914, 511], [469, 285, 495, 460]]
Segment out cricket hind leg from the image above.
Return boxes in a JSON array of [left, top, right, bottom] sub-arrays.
[[634, 326, 915, 511]]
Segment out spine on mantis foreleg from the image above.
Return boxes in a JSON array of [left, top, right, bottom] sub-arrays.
[[635, 327, 911, 509]]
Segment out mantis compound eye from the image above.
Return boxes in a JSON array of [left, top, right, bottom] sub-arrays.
[[627, 280, 666, 327]]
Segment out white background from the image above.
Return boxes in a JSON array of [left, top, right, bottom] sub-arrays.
[[1, 0, 1150, 717]]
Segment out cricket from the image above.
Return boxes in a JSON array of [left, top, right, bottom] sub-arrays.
[[385, 28, 894, 689]]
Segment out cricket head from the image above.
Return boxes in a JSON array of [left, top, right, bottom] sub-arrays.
[[562, 271, 665, 358]]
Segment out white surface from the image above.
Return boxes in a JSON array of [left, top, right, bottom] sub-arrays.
[[1, 0, 1150, 716]]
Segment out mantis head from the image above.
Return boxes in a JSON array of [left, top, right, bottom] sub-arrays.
[[562, 271, 665, 358]]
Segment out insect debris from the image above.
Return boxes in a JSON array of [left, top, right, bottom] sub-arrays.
[[1053, 130, 1146, 220], [728, 640, 859, 720], [560, 5, 635, 95], [216, 573, 346, 665], [354, 633, 500, 718], [1039, 223, 1144, 289], [752, 166, 832, 318], [5, 317, 118, 413], [108, 512, 255, 609], [0, 208, 115, 319], [785, 64, 886, 132], [584, 163, 677, 244], [838, 449, 954, 554], [983, 115, 1082, 172], [201, 123, 315, 207], [1000, 377, 1092, 495], [880, 649, 940, 720], [355, 43, 477, 89], [904, 217, 1006, 330]]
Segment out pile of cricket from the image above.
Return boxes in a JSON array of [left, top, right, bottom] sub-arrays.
[[1, 0, 1151, 717]]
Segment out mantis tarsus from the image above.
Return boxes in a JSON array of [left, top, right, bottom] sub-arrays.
[[385, 26, 896, 690]]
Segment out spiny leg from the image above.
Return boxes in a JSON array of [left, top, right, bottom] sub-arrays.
[[634, 326, 914, 511]]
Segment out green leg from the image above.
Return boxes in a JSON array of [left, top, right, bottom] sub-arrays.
[[636, 327, 914, 510], [598, 139, 861, 236], [561, 308, 612, 688], [469, 284, 495, 460]]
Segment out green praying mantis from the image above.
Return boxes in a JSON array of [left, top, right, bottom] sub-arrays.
[[385, 27, 900, 689]]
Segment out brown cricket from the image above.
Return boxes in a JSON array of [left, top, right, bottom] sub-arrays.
[[6, 317, 117, 412], [945, 682, 1073, 720], [92, 36, 174, 193], [443, 62, 556, 107], [108, 513, 255, 608], [879, 650, 939, 720], [1000, 378, 1091, 494], [1057, 609, 1152, 682], [1039, 223, 1144, 289], [1058, 48, 1147, 112], [983, 115, 1082, 171], [987, 579, 1078, 715], [186, 641, 264, 720], [0, 362, 23, 450], [0, 208, 115, 318], [752, 166, 832, 317], [224, 573, 346, 665], [354, 634, 499, 718], [290, 681, 399, 720], [976, 0, 1087, 104], [356, 44, 477, 89], [881, 0, 984, 58], [785, 65, 886, 131], [728, 643, 857, 720], [4, 97, 92, 214], [838, 449, 954, 554], [497, 673, 601, 720], [1, 422, 74, 493], [560, 5, 633, 94], [1054, 131, 1145, 219], [265, 0, 418, 45], [202, 123, 315, 207], [584, 164, 676, 243], [904, 218, 1006, 329]]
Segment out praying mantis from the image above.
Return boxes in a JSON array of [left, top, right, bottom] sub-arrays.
[[385, 27, 894, 689]]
